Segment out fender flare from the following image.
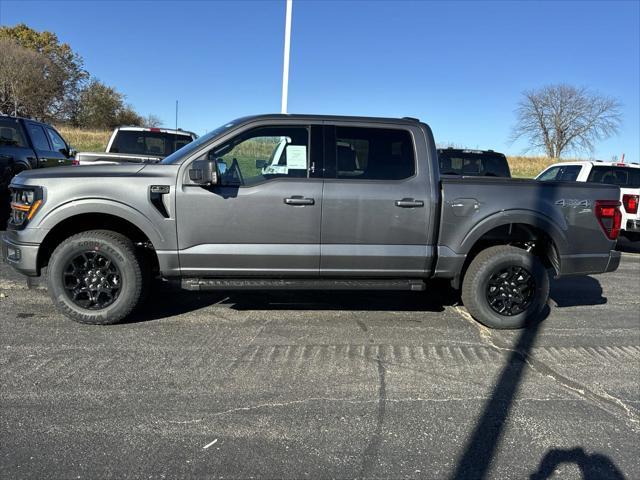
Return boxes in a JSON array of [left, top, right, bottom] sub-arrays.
[[35, 198, 165, 248], [458, 209, 568, 256]]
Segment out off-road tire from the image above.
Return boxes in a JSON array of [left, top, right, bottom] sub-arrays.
[[461, 245, 549, 329], [47, 230, 144, 325]]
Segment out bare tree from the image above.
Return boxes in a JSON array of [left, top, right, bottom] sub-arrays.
[[511, 84, 622, 158], [143, 114, 163, 128]]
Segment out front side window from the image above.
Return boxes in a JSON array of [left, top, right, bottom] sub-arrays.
[[207, 126, 310, 187], [537, 165, 581, 182], [334, 127, 415, 180], [46, 128, 67, 152], [27, 124, 50, 151]]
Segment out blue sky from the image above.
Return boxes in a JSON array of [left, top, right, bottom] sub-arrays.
[[2, 0, 639, 160]]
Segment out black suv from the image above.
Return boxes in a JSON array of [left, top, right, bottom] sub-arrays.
[[0, 116, 75, 187], [437, 148, 511, 177]]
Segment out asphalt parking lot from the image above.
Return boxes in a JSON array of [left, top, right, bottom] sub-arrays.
[[1, 241, 638, 479]]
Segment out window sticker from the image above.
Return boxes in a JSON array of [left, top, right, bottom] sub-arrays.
[[286, 145, 307, 169]]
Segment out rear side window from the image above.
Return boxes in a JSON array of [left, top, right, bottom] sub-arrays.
[[27, 124, 51, 151], [334, 127, 415, 180], [0, 119, 27, 148], [538, 165, 582, 182], [587, 166, 640, 188]]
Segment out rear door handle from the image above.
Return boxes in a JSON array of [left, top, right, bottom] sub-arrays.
[[284, 196, 315, 206], [395, 198, 424, 208]]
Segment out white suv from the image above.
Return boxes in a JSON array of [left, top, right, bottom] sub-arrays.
[[537, 161, 640, 242]]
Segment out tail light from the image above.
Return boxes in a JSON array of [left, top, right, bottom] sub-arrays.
[[594, 200, 622, 240], [71, 159, 80, 166], [622, 194, 638, 214]]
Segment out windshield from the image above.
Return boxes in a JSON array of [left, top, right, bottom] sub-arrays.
[[160, 122, 237, 164]]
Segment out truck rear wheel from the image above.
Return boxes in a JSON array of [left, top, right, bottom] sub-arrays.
[[461, 245, 549, 329], [47, 230, 143, 325]]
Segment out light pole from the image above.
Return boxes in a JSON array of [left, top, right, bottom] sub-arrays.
[[281, 0, 293, 114]]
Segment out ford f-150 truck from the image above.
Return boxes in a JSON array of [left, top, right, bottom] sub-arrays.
[[3, 115, 622, 328], [75, 126, 197, 165]]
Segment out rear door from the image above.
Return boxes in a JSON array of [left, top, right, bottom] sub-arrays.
[[320, 123, 435, 277], [24, 122, 68, 168]]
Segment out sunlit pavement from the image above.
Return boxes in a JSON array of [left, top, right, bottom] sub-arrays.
[[1, 249, 638, 479]]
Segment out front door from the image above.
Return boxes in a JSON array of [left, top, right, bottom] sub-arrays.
[[25, 122, 70, 168], [320, 124, 435, 277], [176, 124, 323, 277]]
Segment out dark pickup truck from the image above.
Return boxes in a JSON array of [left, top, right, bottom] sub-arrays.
[[3, 114, 622, 329]]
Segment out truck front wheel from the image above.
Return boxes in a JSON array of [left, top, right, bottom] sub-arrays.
[[461, 245, 549, 329], [47, 230, 144, 325]]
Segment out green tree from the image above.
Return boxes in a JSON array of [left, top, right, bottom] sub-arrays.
[[0, 23, 88, 122], [77, 79, 143, 129]]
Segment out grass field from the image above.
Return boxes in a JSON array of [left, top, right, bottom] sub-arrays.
[[57, 126, 563, 178]]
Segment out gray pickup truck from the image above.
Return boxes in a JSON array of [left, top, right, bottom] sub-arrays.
[[3, 115, 622, 328]]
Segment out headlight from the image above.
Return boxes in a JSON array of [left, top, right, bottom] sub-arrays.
[[9, 187, 43, 228]]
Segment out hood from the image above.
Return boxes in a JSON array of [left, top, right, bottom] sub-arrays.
[[12, 164, 146, 184]]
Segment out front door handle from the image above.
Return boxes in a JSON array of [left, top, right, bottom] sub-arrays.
[[395, 198, 424, 208], [284, 196, 315, 206]]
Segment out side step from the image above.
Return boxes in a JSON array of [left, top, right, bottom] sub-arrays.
[[181, 278, 426, 292]]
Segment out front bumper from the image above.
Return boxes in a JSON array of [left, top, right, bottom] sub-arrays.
[[2, 235, 40, 276], [625, 219, 640, 233]]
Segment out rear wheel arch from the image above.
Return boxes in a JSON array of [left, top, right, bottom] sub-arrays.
[[451, 221, 561, 290]]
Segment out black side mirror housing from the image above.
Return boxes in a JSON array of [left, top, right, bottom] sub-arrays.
[[189, 159, 218, 186], [255, 159, 268, 169]]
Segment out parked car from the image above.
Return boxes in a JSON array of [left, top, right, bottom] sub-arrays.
[[0, 115, 75, 187], [3, 114, 621, 328], [537, 160, 640, 242], [438, 148, 510, 177], [75, 126, 197, 165]]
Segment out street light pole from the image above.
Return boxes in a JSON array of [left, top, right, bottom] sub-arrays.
[[281, 0, 293, 114]]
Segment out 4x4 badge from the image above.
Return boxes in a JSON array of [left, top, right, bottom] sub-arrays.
[[555, 199, 590, 207]]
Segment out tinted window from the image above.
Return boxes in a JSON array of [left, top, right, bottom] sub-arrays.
[[27, 124, 50, 150], [438, 151, 510, 177], [334, 127, 415, 180], [206, 126, 310, 187], [0, 119, 27, 148], [587, 166, 640, 188], [537, 165, 582, 182], [46, 128, 67, 152], [112, 131, 194, 157]]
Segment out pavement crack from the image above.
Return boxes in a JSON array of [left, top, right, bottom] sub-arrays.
[[360, 358, 387, 478]]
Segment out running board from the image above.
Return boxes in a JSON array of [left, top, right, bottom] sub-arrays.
[[181, 278, 426, 292]]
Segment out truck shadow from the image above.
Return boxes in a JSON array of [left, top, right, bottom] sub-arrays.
[[128, 274, 606, 323], [549, 275, 607, 307], [529, 447, 626, 480], [126, 280, 459, 323]]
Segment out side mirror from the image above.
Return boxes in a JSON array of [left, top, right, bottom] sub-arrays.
[[68, 147, 77, 158], [255, 159, 268, 169], [189, 159, 218, 186]]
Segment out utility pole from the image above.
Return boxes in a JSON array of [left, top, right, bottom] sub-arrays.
[[281, 0, 293, 114]]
